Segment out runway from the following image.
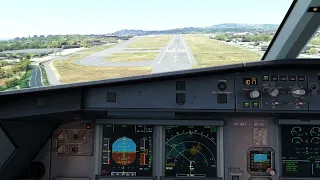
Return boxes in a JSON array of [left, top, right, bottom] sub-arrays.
[[152, 35, 197, 73], [74, 34, 197, 72], [29, 66, 43, 88], [43, 34, 197, 85]]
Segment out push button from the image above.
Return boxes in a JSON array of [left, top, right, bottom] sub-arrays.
[[289, 75, 296, 81], [271, 75, 278, 81], [217, 94, 227, 104], [297, 75, 305, 81], [106, 92, 116, 102], [176, 93, 186, 105], [279, 75, 287, 81], [243, 102, 250, 108], [262, 75, 269, 81], [252, 102, 260, 108]]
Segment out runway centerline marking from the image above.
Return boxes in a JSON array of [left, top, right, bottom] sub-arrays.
[[157, 35, 177, 64], [180, 35, 192, 64]]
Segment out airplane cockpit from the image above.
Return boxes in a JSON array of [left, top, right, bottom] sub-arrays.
[[2, 0, 320, 180]]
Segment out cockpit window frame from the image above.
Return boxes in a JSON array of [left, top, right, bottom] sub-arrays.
[[261, 0, 298, 60]]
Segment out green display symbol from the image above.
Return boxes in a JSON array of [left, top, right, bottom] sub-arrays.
[[210, 127, 216, 132]]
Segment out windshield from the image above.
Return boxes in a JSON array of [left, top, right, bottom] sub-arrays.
[[298, 28, 320, 58], [0, 0, 293, 91]]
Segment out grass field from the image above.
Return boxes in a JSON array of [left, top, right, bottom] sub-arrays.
[[39, 64, 50, 86], [53, 45, 152, 83], [105, 52, 158, 62], [126, 35, 172, 49], [183, 35, 262, 68]]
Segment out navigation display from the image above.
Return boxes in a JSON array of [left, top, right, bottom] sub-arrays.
[[165, 126, 217, 177], [101, 125, 153, 176], [281, 125, 320, 177], [250, 151, 271, 172]]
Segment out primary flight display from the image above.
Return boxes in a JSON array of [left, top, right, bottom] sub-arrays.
[[101, 125, 153, 176]]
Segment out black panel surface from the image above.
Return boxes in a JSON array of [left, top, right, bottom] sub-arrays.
[[0, 125, 15, 170], [84, 75, 234, 110]]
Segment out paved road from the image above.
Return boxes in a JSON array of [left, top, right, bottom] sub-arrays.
[[152, 35, 197, 73], [43, 58, 63, 85], [29, 66, 43, 88]]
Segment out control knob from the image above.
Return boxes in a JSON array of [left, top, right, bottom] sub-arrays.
[[310, 83, 318, 90], [292, 88, 306, 97], [57, 145, 66, 153], [268, 87, 279, 97], [267, 168, 276, 176], [249, 90, 260, 99]]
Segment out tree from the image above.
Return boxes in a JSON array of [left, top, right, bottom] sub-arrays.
[[307, 48, 318, 55], [1, 61, 8, 66], [13, 52, 19, 58], [6, 53, 11, 59], [311, 37, 320, 46], [0, 68, 5, 77], [23, 53, 31, 60], [5, 78, 19, 87]]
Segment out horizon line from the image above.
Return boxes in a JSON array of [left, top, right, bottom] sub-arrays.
[[0, 22, 281, 40]]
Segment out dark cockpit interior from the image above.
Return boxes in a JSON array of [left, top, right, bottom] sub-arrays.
[[2, 1, 320, 180]]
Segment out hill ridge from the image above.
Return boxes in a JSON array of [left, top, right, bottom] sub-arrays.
[[112, 23, 279, 36]]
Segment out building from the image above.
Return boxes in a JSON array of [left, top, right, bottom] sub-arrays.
[[261, 45, 269, 51], [91, 40, 102, 46], [61, 45, 81, 49], [103, 35, 119, 38]]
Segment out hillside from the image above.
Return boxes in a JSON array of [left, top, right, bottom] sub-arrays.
[[112, 23, 279, 36]]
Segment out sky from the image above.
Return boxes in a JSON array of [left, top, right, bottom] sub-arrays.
[[0, 0, 293, 38]]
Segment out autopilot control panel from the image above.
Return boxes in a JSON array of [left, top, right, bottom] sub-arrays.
[[236, 70, 309, 110]]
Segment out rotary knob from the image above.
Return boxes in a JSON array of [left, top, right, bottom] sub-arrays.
[[267, 168, 276, 176], [58, 134, 64, 140], [292, 88, 306, 97], [57, 145, 65, 153], [268, 87, 279, 97], [249, 90, 260, 99], [310, 83, 318, 90]]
